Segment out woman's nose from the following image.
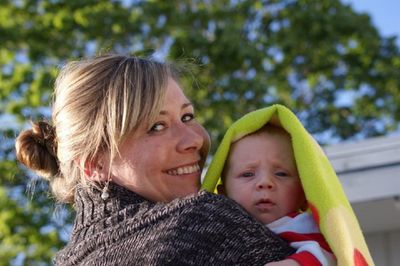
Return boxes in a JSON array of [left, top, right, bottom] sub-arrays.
[[176, 124, 209, 154]]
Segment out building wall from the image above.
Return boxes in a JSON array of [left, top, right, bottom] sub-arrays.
[[365, 229, 400, 266], [324, 135, 400, 266]]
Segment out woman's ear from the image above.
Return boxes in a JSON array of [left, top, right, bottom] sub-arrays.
[[217, 184, 226, 195], [83, 160, 94, 178], [77, 157, 108, 182]]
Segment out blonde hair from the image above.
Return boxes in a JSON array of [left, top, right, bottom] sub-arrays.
[[16, 54, 179, 204]]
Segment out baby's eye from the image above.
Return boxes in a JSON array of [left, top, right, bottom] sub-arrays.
[[182, 113, 195, 123], [275, 171, 288, 177], [240, 171, 255, 178], [148, 122, 166, 133]]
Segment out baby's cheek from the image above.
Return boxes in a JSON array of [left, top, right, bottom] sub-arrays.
[[294, 183, 306, 201], [231, 190, 251, 209]]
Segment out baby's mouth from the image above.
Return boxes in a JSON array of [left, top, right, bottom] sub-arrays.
[[255, 199, 275, 210]]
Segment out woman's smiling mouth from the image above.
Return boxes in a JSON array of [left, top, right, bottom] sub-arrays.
[[166, 163, 200, 175]]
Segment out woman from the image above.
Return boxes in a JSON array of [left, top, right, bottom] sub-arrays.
[[15, 54, 293, 265]]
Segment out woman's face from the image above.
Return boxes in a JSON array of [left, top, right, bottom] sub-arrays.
[[108, 78, 210, 202]]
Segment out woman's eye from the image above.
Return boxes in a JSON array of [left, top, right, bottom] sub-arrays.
[[182, 113, 194, 123], [149, 122, 166, 133], [240, 171, 254, 178]]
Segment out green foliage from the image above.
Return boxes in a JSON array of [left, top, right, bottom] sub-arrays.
[[1, 0, 399, 264], [0, 124, 73, 265], [0, 185, 69, 265]]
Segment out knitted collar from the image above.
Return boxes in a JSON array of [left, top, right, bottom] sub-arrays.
[[72, 182, 154, 233]]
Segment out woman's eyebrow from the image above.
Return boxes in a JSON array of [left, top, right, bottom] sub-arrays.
[[159, 103, 193, 115], [182, 102, 193, 109]]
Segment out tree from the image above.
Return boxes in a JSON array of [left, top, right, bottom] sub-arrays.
[[1, 0, 399, 264]]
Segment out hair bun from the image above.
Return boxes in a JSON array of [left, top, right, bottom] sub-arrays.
[[34, 121, 57, 154], [15, 121, 59, 180]]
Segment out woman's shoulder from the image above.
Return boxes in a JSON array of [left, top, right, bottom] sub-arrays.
[[175, 190, 251, 217], [173, 189, 241, 208], [56, 190, 292, 265], [168, 190, 270, 236], [164, 190, 293, 264]]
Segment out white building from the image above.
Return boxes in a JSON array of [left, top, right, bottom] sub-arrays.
[[324, 135, 400, 266]]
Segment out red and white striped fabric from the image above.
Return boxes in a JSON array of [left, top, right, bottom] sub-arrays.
[[267, 212, 336, 266]]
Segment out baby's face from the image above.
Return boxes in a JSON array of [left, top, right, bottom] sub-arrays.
[[223, 130, 306, 224]]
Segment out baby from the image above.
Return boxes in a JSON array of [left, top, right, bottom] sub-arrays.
[[217, 124, 336, 266]]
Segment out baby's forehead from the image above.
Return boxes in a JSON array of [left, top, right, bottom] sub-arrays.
[[226, 125, 294, 166], [232, 124, 290, 146]]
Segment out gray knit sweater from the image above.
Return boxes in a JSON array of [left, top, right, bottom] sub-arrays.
[[54, 183, 293, 265]]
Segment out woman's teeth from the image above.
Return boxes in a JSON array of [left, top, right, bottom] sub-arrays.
[[167, 164, 200, 175]]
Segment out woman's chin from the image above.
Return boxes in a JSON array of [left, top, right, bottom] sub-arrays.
[[177, 185, 200, 199]]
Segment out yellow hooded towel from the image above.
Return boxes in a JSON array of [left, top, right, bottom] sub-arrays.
[[202, 104, 373, 266]]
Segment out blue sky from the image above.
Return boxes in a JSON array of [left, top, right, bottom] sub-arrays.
[[342, 0, 400, 45]]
